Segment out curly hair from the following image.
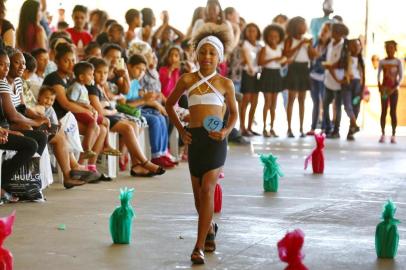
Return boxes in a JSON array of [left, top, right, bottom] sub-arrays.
[[192, 23, 233, 55], [263, 24, 285, 45], [242, 23, 261, 41], [285, 16, 306, 37]]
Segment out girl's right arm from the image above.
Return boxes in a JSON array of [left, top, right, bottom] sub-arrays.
[[241, 45, 255, 76], [165, 74, 191, 144], [377, 61, 383, 91], [257, 47, 282, 66], [54, 84, 91, 114]]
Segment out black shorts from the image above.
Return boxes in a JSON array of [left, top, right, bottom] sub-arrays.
[[187, 127, 227, 179]]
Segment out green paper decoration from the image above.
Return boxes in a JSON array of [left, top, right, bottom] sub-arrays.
[[260, 154, 284, 192], [110, 187, 135, 244], [375, 200, 400, 258]]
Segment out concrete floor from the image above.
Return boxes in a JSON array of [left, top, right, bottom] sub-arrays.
[[0, 133, 405, 270]]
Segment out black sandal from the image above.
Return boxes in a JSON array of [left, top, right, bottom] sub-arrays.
[[204, 222, 218, 252], [190, 247, 205, 264], [130, 160, 165, 177]]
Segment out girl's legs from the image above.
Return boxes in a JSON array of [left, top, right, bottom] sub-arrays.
[[102, 117, 118, 151], [262, 93, 271, 135], [380, 97, 388, 136], [111, 121, 160, 173], [341, 86, 358, 127], [389, 90, 398, 137], [49, 130, 85, 186], [191, 168, 221, 252], [286, 90, 297, 136], [87, 123, 107, 169], [332, 92, 343, 136], [240, 93, 251, 134], [309, 79, 322, 131], [247, 93, 259, 133], [352, 79, 362, 119], [298, 91, 306, 135], [78, 120, 99, 164], [270, 92, 278, 136], [322, 88, 335, 133]]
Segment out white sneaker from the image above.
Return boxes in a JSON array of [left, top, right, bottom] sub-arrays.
[[379, 135, 385, 143], [391, 136, 396, 144]]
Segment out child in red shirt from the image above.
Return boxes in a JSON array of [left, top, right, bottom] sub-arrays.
[[66, 5, 93, 59]]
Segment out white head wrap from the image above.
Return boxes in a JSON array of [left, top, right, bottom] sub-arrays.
[[196, 35, 224, 62]]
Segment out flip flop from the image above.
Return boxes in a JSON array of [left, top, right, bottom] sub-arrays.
[[102, 148, 122, 156]]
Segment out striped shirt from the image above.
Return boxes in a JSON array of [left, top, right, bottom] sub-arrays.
[[0, 78, 24, 107]]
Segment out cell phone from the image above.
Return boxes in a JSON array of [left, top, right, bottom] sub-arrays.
[[116, 58, 125, 70]]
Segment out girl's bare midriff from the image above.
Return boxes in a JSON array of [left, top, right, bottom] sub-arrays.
[[188, 105, 225, 128]]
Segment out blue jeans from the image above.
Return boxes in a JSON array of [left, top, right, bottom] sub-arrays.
[[322, 87, 342, 133], [310, 79, 325, 130], [141, 108, 168, 158], [342, 79, 361, 120]]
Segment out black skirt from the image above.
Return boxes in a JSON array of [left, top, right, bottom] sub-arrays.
[[240, 70, 259, 94], [187, 127, 227, 179], [284, 62, 310, 91], [259, 68, 284, 93]]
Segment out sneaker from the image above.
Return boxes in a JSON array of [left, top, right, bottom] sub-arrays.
[[151, 157, 175, 169], [379, 135, 385, 143], [163, 155, 178, 165], [390, 136, 396, 144]]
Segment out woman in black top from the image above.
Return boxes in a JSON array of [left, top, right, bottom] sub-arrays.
[[0, 49, 46, 201], [2, 49, 87, 188], [43, 43, 105, 173]]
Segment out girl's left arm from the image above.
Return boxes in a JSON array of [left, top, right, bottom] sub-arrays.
[[397, 59, 404, 88], [222, 79, 238, 136], [209, 79, 237, 141]]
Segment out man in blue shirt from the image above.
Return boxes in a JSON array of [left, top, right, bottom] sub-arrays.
[[310, 0, 334, 45]]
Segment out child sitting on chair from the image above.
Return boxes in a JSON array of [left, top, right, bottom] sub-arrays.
[[68, 61, 121, 158]]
